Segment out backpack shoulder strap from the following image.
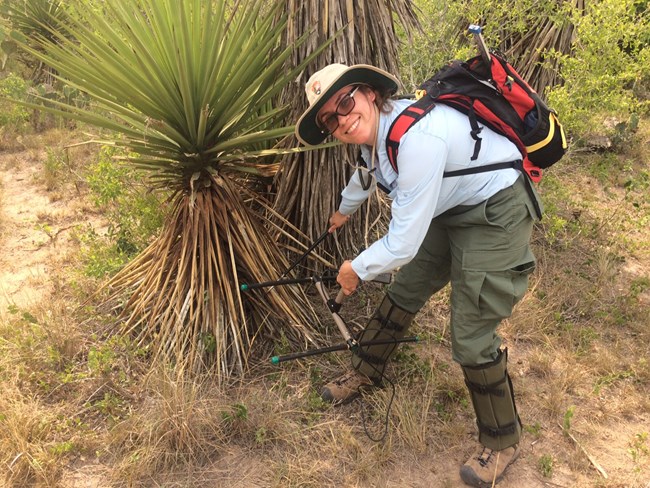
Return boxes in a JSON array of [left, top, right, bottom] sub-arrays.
[[385, 96, 437, 173]]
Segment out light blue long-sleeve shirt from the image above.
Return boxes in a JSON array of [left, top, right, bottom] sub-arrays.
[[340, 100, 522, 281]]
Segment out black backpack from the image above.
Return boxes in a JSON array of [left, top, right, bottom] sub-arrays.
[[384, 36, 568, 218]]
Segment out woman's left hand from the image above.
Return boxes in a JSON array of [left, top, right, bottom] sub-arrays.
[[337, 260, 359, 295]]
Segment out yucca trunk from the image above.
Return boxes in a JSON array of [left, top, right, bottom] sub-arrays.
[[108, 171, 318, 376]]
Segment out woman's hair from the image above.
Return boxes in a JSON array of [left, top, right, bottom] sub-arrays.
[[358, 84, 393, 113]]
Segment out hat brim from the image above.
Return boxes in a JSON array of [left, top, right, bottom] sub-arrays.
[[295, 64, 400, 146]]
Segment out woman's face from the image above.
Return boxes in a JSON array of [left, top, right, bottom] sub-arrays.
[[317, 85, 377, 146]]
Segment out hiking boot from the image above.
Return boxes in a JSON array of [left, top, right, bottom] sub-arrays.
[[320, 370, 374, 404], [460, 444, 520, 487]]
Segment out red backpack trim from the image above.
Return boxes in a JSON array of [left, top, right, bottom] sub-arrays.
[[385, 52, 566, 184]]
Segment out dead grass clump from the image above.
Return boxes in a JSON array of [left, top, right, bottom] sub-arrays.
[[269, 456, 319, 487], [0, 125, 30, 153], [0, 388, 68, 487], [107, 366, 229, 485], [270, 424, 385, 487], [0, 304, 85, 400], [270, 447, 351, 488], [0, 290, 137, 486], [275, 416, 394, 487], [389, 381, 436, 452]]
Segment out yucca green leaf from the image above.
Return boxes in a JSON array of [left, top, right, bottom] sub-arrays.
[[10, 0, 326, 187]]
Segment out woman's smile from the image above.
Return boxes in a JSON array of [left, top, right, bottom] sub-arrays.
[[344, 116, 360, 135]]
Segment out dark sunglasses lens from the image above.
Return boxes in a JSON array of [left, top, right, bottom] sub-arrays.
[[317, 115, 336, 135], [338, 95, 355, 115], [317, 88, 357, 135], [324, 115, 339, 133]]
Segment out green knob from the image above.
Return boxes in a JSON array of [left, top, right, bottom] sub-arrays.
[[271, 356, 279, 365], [240, 283, 249, 291]]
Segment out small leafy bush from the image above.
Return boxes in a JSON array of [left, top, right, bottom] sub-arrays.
[[547, 0, 650, 138], [81, 145, 166, 277], [0, 72, 30, 126]]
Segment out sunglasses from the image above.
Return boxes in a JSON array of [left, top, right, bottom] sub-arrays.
[[317, 85, 360, 136]]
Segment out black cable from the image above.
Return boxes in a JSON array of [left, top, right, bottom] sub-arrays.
[[357, 373, 395, 443], [349, 327, 401, 443]]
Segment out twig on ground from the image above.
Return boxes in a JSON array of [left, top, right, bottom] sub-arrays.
[[558, 423, 608, 479]]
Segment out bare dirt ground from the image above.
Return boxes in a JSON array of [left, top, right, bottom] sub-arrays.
[[0, 142, 104, 310], [1, 149, 62, 308], [1, 137, 649, 487]]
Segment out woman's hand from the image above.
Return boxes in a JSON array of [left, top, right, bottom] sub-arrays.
[[337, 260, 359, 295], [328, 211, 350, 233]]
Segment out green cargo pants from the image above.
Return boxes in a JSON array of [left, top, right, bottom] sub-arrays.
[[387, 175, 541, 367]]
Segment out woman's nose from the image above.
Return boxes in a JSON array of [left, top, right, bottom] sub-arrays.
[[336, 111, 352, 128]]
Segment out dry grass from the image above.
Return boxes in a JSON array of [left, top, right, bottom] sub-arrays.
[[0, 119, 649, 487], [107, 368, 230, 485], [0, 180, 4, 242], [0, 387, 67, 487], [0, 300, 98, 487]]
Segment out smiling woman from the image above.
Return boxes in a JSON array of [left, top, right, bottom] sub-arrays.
[[316, 85, 361, 137], [318, 85, 379, 145], [294, 60, 544, 487], [295, 63, 399, 147]]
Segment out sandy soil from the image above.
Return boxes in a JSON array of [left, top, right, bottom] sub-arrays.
[[1, 150, 57, 308]]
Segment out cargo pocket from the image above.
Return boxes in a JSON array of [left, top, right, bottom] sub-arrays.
[[460, 246, 536, 322], [476, 262, 535, 320]]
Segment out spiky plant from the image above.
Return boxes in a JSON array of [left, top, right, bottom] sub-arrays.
[[13, 0, 328, 379], [0, 0, 67, 81], [1, 0, 66, 41]]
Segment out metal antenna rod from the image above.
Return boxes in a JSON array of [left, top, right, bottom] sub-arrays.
[[279, 229, 330, 279]]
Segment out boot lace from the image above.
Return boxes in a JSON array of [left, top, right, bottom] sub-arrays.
[[477, 447, 495, 467]]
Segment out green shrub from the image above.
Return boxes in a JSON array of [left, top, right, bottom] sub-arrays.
[[547, 0, 650, 138], [0, 72, 30, 126], [80, 145, 167, 278], [397, 1, 470, 90], [538, 453, 554, 477]]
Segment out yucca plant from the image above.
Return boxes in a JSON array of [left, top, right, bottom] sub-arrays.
[[1, 0, 66, 41], [0, 0, 68, 81], [13, 0, 329, 379]]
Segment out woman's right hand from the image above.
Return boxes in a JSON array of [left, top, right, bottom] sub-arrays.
[[328, 211, 350, 233]]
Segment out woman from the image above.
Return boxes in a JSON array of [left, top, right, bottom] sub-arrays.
[[295, 63, 541, 488]]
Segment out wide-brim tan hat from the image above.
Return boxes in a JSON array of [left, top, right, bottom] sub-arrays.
[[295, 63, 400, 146]]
